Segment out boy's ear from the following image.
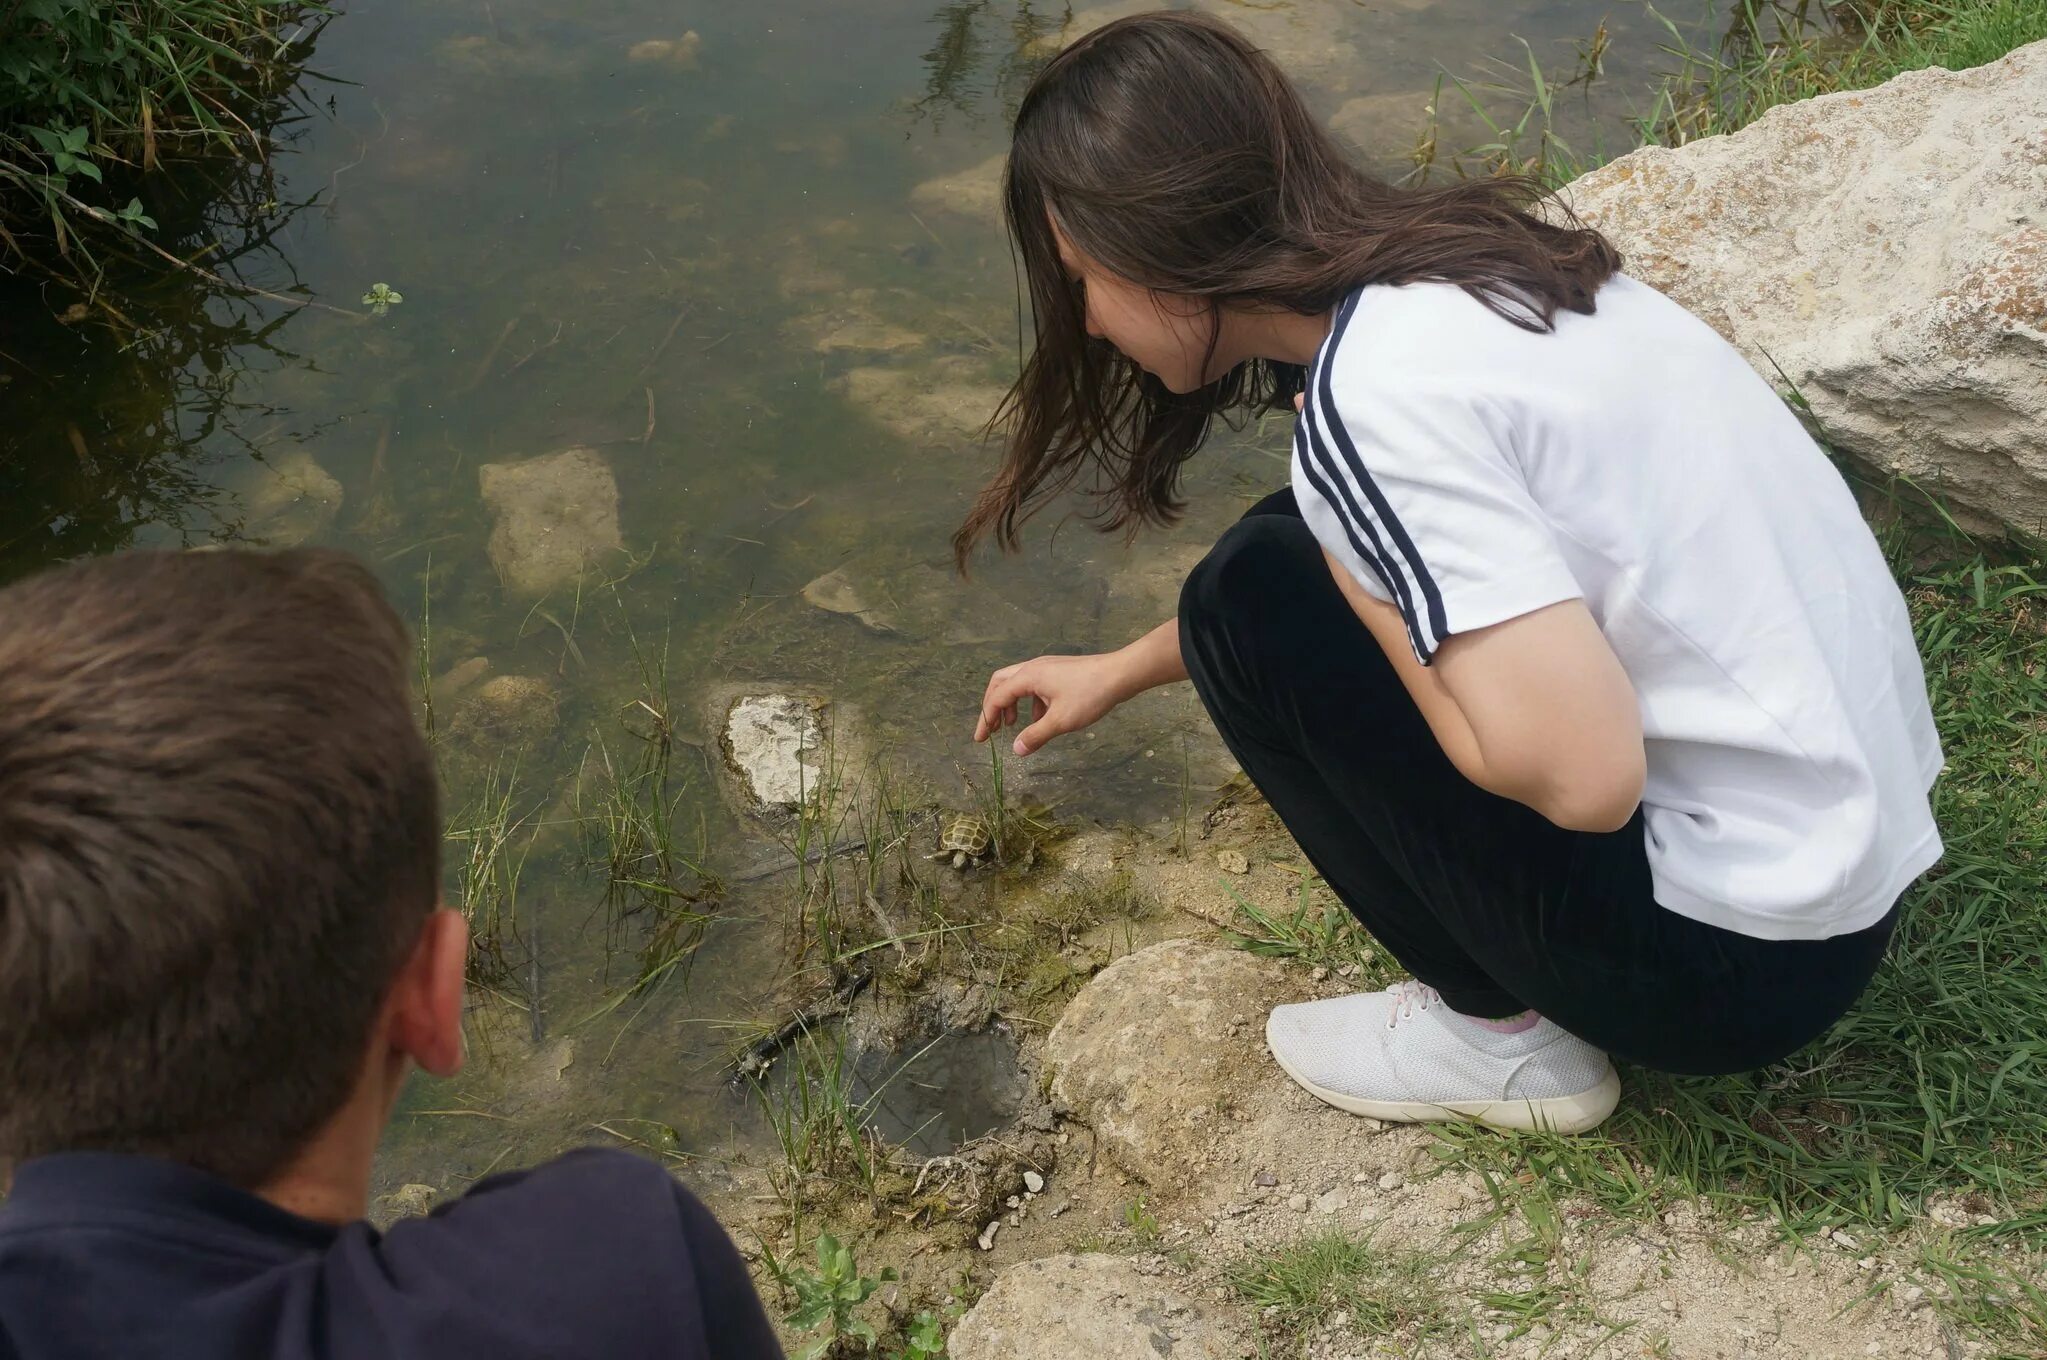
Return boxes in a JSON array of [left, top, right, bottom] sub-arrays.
[[387, 907, 469, 1078]]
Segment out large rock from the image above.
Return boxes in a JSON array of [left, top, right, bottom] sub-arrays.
[[801, 551, 1036, 645], [721, 693, 827, 809], [948, 1255, 1237, 1360], [909, 153, 1007, 230], [234, 448, 342, 547], [1562, 42, 2047, 535], [449, 674, 559, 748], [478, 447, 625, 597], [834, 359, 1009, 446], [1044, 939, 1292, 1185]]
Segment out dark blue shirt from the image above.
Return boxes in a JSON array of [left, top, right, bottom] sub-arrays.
[[0, 1147, 783, 1360]]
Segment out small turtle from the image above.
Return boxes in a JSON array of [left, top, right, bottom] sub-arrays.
[[929, 812, 994, 870]]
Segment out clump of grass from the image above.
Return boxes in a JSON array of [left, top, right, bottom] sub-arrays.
[[445, 759, 536, 986], [1421, 521, 2047, 1253], [1917, 1237, 2047, 1355], [749, 1025, 947, 1230], [1424, 1, 2047, 188], [0, 2, 327, 289], [414, 556, 437, 746], [1231, 1231, 1449, 1357], [578, 601, 718, 994], [1223, 868, 1388, 982]]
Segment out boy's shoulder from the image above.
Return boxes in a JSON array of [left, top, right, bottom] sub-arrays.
[[337, 1148, 780, 1358]]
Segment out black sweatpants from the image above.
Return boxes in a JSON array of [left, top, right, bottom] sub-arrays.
[[1179, 490, 1899, 1077]]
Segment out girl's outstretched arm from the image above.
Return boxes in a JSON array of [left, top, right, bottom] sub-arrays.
[[1323, 549, 1645, 832], [976, 619, 1184, 756]]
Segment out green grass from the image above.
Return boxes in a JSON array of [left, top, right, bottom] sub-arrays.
[[1223, 868, 1393, 984], [1429, 0, 2047, 186], [1412, 520, 2047, 1235], [444, 758, 537, 987], [1230, 1231, 1449, 1357], [1384, 0, 2047, 1267], [0, 1, 324, 285]]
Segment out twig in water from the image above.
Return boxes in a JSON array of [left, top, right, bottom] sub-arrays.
[[727, 967, 874, 1085], [460, 316, 522, 392], [640, 386, 656, 448], [502, 321, 564, 378], [636, 305, 691, 380]]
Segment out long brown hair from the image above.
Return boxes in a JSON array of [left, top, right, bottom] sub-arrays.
[[954, 10, 1620, 568]]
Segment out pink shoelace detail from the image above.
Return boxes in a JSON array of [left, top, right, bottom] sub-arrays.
[[1386, 979, 1441, 1029]]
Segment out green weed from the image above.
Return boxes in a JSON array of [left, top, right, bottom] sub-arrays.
[[1223, 869, 1385, 981], [763, 1230, 897, 1360], [444, 759, 537, 986], [1123, 1193, 1160, 1245], [0, 2, 326, 287], [1231, 1231, 1448, 1357]]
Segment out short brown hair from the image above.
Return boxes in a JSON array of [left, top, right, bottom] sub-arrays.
[[0, 549, 440, 1185]]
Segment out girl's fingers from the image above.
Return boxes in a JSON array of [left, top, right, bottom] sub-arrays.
[[978, 670, 1038, 737], [1014, 704, 1063, 756]]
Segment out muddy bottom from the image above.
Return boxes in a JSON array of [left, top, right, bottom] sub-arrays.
[[852, 1026, 1024, 1158]]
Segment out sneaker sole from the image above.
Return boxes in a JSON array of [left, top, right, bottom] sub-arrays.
[[1267, 1043, 1622, 1135]]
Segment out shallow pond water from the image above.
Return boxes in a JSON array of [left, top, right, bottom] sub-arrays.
[[0, 0, 1679, 1200]]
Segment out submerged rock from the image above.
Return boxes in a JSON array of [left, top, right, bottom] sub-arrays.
[[800, 550, 1034, 646], [628, 31, 701, 68], [949, 1255, 1236, 1360], [233, 448, 342, 547], [833, 359, 1008, 446], [451, 674, 559, 748], [1043, 939, 1290, 1185], [1031, 2, 1365, 87], [721, 693, 826, 808], [800, 565, 901, 633], [478, 446, 625, 598], [428, 656, 492, 708], [909, 153, 1006, 230], [1563, 40, 2047, 535]]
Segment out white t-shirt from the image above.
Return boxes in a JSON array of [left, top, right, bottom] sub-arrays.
[[1292, 273, 1943, 942]]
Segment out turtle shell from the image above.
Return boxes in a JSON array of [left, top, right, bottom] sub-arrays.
[[938, 812, 993, 858]]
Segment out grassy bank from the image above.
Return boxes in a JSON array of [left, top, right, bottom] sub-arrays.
[[1432, 0, 2047, 184], [0, 1, 323, 286]]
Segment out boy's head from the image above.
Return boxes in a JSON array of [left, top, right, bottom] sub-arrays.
[[0, 548, 451, 1187]]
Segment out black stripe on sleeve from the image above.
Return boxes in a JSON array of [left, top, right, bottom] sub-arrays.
[[1298, 404, 1417, 637], [1295, 420, 1401, 603], [1313, 292, 1450, 660]]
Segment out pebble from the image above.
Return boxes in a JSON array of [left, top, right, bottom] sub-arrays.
[[1895, 1283, 1927, 1311], [977, 1220, 1000, 1251], [1217, 849, 1250, 875], [1253, 1170, 1279, 1188], [1658, 1299, 1677, 1315], [1831, 1228, 1860, 1251], [1286, 1193, 1310, 1213], [1314, 1189, 1349, 1214], [1006, 1195, 1021, 1209], [1049, 1199, 1071, 1218], [1023, 1170, 1046, 1194], [1329, 1310, 1351, 1328], [1377, 1171, 1404, 1192], [1310, 965, 1329, 982]]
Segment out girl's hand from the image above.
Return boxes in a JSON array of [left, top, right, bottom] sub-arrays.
[[976, 652, 1137, 757]]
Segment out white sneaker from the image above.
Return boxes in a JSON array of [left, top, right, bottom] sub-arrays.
[[1265, 981, 1620, 1134]]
